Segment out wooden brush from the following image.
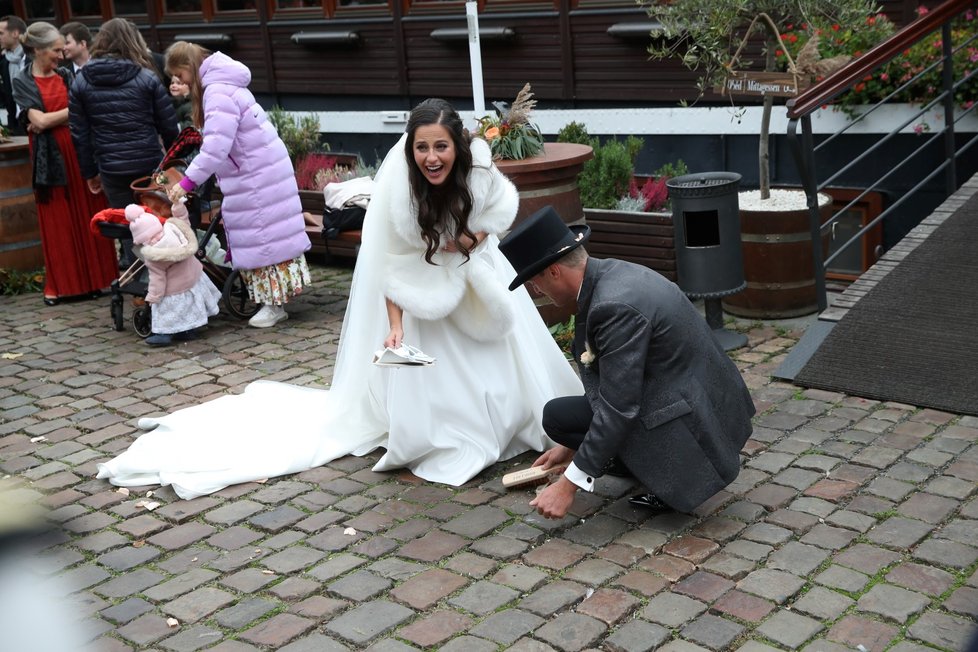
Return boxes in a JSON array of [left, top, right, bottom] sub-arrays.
[[502, 465, 566, 490]]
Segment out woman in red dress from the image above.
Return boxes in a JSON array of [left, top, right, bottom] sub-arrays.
[[11, 22, 116, 305]]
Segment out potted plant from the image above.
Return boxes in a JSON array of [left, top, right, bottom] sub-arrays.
[[641, 0, 883, 317], [556, 121, 686, 282], [475, 84, 594, 230]]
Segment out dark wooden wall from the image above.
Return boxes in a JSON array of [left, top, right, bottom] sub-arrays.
[[6, 0, 928, 106]]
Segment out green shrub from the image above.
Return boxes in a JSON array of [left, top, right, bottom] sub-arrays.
[[556, 121, 594, 147], [0, 269, 44, 295], [580, 139, 635, 209], [558, 123, 641, 209], [267, 106, 325, 162]]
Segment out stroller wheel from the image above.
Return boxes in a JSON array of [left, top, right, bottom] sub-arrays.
[[132, 304, 153, 338], [223, 270, 259, 319], [111, 294, 124, 332]]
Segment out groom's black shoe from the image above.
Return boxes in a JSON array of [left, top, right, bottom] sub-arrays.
[[628, 493, 670, 513]]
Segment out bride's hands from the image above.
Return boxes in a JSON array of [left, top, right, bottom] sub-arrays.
[[384, 326, 403, 349]]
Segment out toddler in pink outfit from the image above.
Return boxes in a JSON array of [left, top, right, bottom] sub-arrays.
[[127, 201, 221, 346]]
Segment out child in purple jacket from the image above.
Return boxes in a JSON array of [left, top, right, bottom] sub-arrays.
[[165, 43, 311, 328]]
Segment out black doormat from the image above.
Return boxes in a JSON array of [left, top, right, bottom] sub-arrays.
[[794, 194, 978, 416]]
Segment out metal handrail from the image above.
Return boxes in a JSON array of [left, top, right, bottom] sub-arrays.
[[786, 0, 978, 312]]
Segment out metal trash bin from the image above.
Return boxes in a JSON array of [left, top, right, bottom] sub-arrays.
[[666, 172, 747, 351]]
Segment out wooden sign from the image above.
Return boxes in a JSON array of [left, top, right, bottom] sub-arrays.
[[717, 72, 808, 98]]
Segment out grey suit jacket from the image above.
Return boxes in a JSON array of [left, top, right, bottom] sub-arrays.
[[572, 257, 755, 512]]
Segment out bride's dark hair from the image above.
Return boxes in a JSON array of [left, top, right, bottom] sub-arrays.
[[404, 98, 476, 264]]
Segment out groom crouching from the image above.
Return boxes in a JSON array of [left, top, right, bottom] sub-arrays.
[[499, 206, 756, 519]]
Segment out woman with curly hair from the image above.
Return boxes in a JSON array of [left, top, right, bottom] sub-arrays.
[[98, 98, 581, 499]]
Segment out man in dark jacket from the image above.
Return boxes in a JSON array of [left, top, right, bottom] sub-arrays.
[[0, 15, 27, 135], [499, 206, 756, 519]]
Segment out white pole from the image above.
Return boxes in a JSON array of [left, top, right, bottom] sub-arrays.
[[466, 1, 486, 118]]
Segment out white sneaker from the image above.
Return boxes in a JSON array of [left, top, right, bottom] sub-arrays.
[[248, 304, 288, 328]]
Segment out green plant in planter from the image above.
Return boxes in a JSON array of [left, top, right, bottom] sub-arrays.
[[267, 106, 324, 163], [0, 269, 45, 295], [641, 0, 883, 200], [557, 122, 643, 210]]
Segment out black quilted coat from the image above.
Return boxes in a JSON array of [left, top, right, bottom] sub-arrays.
[[68, 56, 179, 180]]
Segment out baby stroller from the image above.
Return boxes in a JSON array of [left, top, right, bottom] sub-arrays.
[[95, 131, 259, 336]]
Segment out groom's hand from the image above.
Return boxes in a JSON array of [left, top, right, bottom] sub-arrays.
[[529, 475, 577, 519], [532, 445, 574, 470]]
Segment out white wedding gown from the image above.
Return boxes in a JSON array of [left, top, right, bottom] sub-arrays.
[[97, 137, 583, 500]]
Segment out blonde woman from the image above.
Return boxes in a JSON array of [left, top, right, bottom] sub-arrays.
[[11, 21, 116, 305]]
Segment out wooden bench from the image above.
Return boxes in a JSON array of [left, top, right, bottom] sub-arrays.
[[584, 208, 676, 281], [299, 190, 362, 262]]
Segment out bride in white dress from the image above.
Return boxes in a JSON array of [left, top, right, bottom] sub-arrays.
[[96, 98, 583, 500]]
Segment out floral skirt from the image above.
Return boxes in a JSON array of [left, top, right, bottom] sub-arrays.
[[241, 255, 311, 306]]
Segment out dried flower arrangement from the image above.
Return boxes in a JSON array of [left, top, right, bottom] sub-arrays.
[[475, 83, 545, 160]]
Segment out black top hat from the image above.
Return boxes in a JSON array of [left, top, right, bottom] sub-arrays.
[[499, 205, 590, 291]]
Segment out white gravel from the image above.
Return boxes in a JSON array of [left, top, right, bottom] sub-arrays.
[[739, 189, 831, 211]]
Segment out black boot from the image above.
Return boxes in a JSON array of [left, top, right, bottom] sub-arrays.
[[627, 493, 671, 513]]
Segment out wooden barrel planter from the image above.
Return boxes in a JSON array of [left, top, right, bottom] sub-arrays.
[[495, 142, 593, 229], [0, 137, 43, 271], [495, 143, 594, 326], [722, 191, 833, 319]]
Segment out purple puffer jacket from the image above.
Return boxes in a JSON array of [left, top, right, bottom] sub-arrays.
[[182, 52, 310, 271]]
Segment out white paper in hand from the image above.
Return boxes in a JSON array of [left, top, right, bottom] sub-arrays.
[[372, 343, 436, 367]]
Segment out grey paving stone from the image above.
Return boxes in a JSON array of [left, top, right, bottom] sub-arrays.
[[766, 541, 830, 576], [911, 538, 978, 569], [833, 543, 902, 575], [558, 506, 632, 543], [681, 614, 745, 651], [279, 633, 352, 651], [115, 613, 175, 646], [143, 569, 219, 602], [162, 587, 236, 623], [327, 570, 392, 601], [97, 545, 162, 571], [261, 545, 326, 573], [741, 523, 793, 546], [101, 597, 155, 624], [604, 619, 670, 652], [813, 564, 869, 593], [325, 601, 415, 645], [95, 568, 166, 598], [518, 579, 589, 616], [860, 583, 930, 627], [470, 534, 530, 559], [213, 597, 279, 629], [204, 500, 264, 525], [824, 509, 877, 533], [722, 540, 773, 562], [367, 557, 427, 581], [564, 558, 625, 586], [535, 612, 607, 652], [437, 636, 498, 652], [469, 608, 545, 644], [307, 553, 368, 581], [441, 505, 510, 538], [448, 580, 520, 616], [906, 611, 976, 651], [698, 551, 756, 580], [736, 569, 806, 604], [865, 517, 933, 549], [733, 641, 783, 652], [791, 586, 854, 620], [490, 563, 549, 591], [159, 624, 224, 652], [755, 610, 824, 649], [640, 592, 708, 627]]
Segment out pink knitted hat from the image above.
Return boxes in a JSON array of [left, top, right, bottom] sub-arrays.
[[130, 213, 163, 245]]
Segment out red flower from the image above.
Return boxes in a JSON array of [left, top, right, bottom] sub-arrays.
[[832, 24, 840, 31]]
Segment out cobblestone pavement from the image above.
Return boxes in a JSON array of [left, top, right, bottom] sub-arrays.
[[1, 261, 976, 652]]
